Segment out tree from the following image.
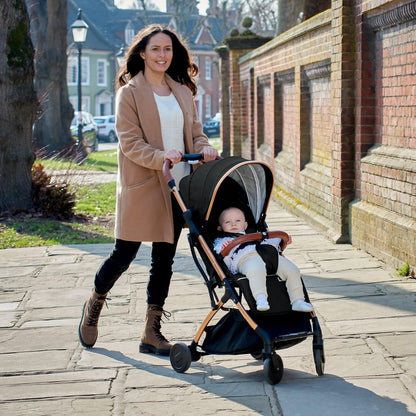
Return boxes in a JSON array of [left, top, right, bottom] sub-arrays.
[[26, 0, 75, 157], [0, 0, 37, 212]]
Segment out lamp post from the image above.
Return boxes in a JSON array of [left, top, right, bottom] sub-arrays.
[[116, 46, 125, 67], [71, 9, 88, 162]]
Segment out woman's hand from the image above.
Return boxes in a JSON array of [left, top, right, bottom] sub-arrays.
[[202, 146, 218, 161], [164, 149, 183, 166]]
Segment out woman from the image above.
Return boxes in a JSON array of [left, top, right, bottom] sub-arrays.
[[78, 24, 218, 356]]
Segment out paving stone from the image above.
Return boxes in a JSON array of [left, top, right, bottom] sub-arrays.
[[0, 198, 415, 415]]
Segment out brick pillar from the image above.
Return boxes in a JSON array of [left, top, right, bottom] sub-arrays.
[[330, 0, 356, 242], [215, 46, 230, 157], [223, 36, 272, 156]]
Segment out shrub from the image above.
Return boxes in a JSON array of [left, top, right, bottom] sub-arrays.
[[32, 164, 76, 219]]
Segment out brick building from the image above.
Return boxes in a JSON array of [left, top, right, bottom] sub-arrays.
[[217, 0, 416, 272]]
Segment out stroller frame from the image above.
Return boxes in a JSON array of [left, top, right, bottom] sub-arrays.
[[164, 155, 325, 384]]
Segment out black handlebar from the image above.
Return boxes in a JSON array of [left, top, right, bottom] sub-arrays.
[[180, 153, 203, 162]]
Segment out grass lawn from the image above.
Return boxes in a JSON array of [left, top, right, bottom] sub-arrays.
[[1, 139, 222, 249]]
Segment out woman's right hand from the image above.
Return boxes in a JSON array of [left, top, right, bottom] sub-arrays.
[[164, 149, 183, 166]]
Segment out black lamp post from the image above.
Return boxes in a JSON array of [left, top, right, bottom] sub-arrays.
[[71, 9, 89, 162]]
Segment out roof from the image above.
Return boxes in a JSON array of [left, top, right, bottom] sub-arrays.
[[67, 0, 223, 53]]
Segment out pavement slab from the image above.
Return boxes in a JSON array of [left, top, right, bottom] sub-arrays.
[[0, 198, 415, 415]]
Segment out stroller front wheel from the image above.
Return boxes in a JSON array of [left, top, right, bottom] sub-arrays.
[[263, 353, 284, 385], [313, 346, 325, 376], [170, 343, 192, 373]]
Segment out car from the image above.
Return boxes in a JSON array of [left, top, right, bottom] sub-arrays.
[[93, 115, 117, 143], [71, 111, 99, 153], [203, 112, 220, 137]]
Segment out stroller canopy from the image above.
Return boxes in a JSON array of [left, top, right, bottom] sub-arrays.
[[179, 157, 274, 231]]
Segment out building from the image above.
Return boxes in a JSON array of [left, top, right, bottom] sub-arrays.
[[67, 0, 223, 123], [218, 0, 416, 272]]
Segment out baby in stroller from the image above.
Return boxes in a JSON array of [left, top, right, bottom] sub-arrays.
[[213, 206, 314, 313]]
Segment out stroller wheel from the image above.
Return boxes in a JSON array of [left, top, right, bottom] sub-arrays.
[[263, 353, 284, 385], [170, 343, 192, 373], [313, 346, 325, 376], [251, 351, 263, 360]]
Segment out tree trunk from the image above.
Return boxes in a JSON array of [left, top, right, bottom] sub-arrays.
[[0, 0, 37, 212], [27, 0, 75, 157]]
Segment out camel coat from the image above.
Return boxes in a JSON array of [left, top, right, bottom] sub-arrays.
[[114, 72, 211, 243]]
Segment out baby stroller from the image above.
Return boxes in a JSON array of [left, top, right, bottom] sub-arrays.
[[163, 155, 325, 384]]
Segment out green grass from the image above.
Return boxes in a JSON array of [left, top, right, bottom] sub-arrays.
[[74, 182, 116, 215], [0, 219, 114, 248], [1, 149, 118, 249], [2, 140, 223, 249], [36, 149, 118, 172], [0, 180, 117, 249]]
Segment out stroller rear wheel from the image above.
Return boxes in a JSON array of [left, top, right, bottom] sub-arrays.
[[263, 352, 284, 385], [170, 343, 192, 373]]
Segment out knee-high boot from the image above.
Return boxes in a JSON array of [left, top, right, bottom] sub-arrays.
[[139, 304, 172, 356]]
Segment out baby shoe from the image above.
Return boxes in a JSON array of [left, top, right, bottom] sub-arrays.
[[292, 299, 314, 312], [256, 294, 270, 311]]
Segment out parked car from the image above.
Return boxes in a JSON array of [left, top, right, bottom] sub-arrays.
[[93, 115, 117, 143], [71, 111, 98, 153], [203, 112, 220, 137]]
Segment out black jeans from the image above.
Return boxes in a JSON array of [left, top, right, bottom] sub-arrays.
[[94, 194, 184, 307]]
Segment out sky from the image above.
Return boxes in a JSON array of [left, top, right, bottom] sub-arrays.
[[115, 0, 209, 15]]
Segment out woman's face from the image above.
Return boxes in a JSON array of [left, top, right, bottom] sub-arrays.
[[140, 32, 173, 75]]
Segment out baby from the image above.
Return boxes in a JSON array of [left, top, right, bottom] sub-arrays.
[[213, 207, 314, 312]]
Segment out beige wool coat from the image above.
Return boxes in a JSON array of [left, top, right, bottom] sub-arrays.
[[114, 71, 211, 243]]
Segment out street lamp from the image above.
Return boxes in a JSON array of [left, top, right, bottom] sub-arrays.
[[116, 46, 125, 67], [71, 9, 88, 162]]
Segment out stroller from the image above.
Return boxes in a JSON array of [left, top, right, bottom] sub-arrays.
[[163, 155, 325, 384]]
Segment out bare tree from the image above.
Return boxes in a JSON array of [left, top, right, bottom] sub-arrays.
[[242, 0, 277, 35], [0, 0, 37, 212], [27, 0, 75, 157]]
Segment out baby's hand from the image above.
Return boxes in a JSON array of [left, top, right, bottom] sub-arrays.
[[221, 239, 231, 250]]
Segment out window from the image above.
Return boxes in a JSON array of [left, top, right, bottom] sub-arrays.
[[97, 60, 107, 86], [205, 57, 211, 80], [67, 56, 90, 85], [67, 57, 77, 85], [205, 95, 211, 119], [69, 96, 91, 113]]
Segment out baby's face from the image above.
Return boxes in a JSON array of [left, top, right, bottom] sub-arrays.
[[219, 208, 248, 233]]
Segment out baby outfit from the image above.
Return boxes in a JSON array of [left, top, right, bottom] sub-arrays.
[[213, 234, 313, 312]]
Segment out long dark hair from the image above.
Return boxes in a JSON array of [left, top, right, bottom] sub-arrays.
[[116, 24, 199, 96]]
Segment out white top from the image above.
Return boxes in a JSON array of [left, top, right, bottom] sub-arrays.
[[153, 92, 190, 184]]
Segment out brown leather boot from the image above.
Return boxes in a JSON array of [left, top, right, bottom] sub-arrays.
[[139, 304, 172, 356], [78, 290, 107, 348]]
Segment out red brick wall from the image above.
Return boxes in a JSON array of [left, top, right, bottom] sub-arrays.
[[220, 0, 416, 270]]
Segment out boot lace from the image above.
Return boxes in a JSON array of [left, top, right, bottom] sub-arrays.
[[87, 298, 107, 327], [152, 309, 171, 342]]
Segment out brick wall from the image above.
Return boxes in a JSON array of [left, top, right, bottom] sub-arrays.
[[352, 0, 416, 269], [218, 0, 416, 271]]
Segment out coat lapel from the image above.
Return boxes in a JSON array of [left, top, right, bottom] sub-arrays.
[[130, 72, 164, 150]]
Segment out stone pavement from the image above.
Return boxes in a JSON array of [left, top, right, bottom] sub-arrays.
[[1, 199, 415, 415]]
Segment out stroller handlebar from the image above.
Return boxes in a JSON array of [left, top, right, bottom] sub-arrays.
[[163, 153, 221, 185], [220, 231, 290, 257], [162, 154, 204, 185]]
